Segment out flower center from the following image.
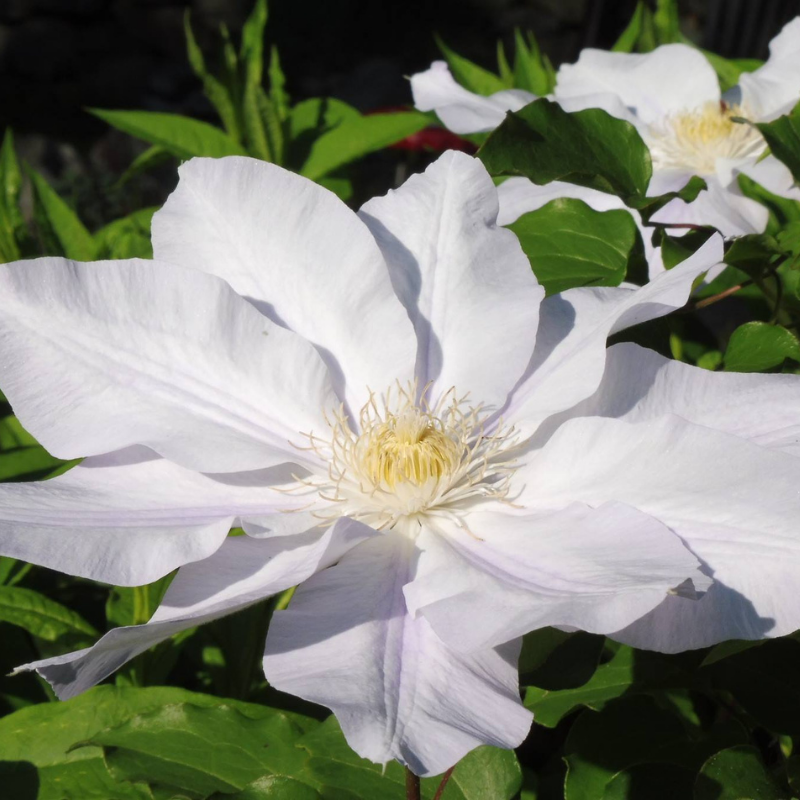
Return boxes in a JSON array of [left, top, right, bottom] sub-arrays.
[[294, 383, 519, 533], [648, 102, 765, 174]]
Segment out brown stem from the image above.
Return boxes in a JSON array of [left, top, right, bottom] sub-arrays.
[[433, 766, 455, 800], [688, 282, 748, 311], [405, 766, 421, 800]]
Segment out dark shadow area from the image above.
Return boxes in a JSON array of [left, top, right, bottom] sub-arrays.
[[0, 761, 39, 800]]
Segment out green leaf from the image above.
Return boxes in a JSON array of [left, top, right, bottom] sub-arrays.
[[756, 99, 800, 183], [605, 763, 696, 799], [496, 41, 514, 87], [0, 585, 98, 642], [435, 35, 507, 96], [700, 639, 767, 667], [184, 11, 241, 141], [724, 321, 800, 372], [95, 207, 156, 260], [106, 576, 174, 629], [653, 0, 681, 44], [90, 109, 247, 160], [512, 30, 552, 96], [209, 775, 323, 800], [268, 46, 290, 122], [612, 2, 649, 52], [115, 145, 173, 188], [28, 167, 96, 260], [299, 111, 430, 181], [478, 99, 651, 198], [702, 51, 763, 93], [242, 82, 272, 160], [287, 97, 359, 169], [447, 745, 522, 800], [694, 746, 784, 800], [87, 703, 310, 797], [240, 0, 268, 88], [0, 128, 24, 261], [0, 445, 69, 482], [723, 233, 782, 276], [508, 199, 637, 295], [661, 229, 717, 270], [521, 631, 606, 691]]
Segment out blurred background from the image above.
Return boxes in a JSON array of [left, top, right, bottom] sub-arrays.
[[0, 0, 797, 227]]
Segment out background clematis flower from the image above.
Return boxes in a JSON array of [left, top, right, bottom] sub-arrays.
[[411, 60, 664, 275], [555, 17, 800, 237], [1, 150, 797, 776]]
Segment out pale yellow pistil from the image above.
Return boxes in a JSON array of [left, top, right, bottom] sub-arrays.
[[648, 101, 765, 174]]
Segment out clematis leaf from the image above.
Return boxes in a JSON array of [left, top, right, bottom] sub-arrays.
[[298, 112, 430, 181], [756, 100, 800, 184], [0, 128, 24, 262], [694, 746, 784, 800], [0, 586, 97, 643], [507, 198, 638, 294], [28, 167, 96, 261], [208, 775, 323, 799], [84, 703, 311, 797], [724, 321, 800, 372], [94, 207, 156, 260], [89, 109, 247, 160], [478, 99, 652, 198]]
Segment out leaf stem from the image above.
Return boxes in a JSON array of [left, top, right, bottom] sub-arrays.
[[405, 766, 421, 800], [688, 281, 750, 311], [433, 766, 455, 800]]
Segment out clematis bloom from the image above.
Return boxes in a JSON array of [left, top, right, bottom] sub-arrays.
[[2, 152, 799, 775]]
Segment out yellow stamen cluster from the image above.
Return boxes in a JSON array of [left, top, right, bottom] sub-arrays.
[[288, 382, 520, 534], [648, 102, 765, 174]]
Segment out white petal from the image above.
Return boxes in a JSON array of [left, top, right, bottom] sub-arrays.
[[411, 61, 536, 134], [151, 156, 416, 413], [554, 341, 800, 455], [504, 235, 723, 430], [496, 177, 659, 270], [739, 18, 800, 120], [0, 448, 317, 585], [739, 155, 800, 203], [650, 172, 768, 236], [0, 258, 336, 473], [516, 414, 800, 648], [360, 151, 543, 409], [405, 504, 704, 653], [17, 519, 372, 700], [555, 45, 721, 126], [263, 534, 531, 777]]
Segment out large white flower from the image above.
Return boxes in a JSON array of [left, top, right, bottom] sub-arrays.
[[2, 152, 799, 775], [555, 18, 800, 236]]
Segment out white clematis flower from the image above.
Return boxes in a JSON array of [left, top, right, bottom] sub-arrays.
[[410, 61, 664, 275], [555, 18, 800, 236], [2, 152, 799, 775]]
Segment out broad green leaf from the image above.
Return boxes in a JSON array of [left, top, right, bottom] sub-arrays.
[[287, 98, 359, 169], [184, 11, 240, 141], [724, 321, 800, 372], [518, 627, 573, 677], [756, 100, 800, 183], [435, 36, 507, 96], [0, 757, 154, 800], [661, 228, 717, 270], [88, 703, 310, 797], [0, 684, 318, 768], [478, 99, 651, 198], [605, 763, 695, 799], [738, 172, 800, 235], [299, 717, 520, 800], [723, 233, 782, 276], [299, 111, 430, 181], [524, 645, 688, 727], [90, 109, 247, 160], [521, 631, 605, 691], [28, 167, 96, 260], [508, 199, 637, 294], [694, 746, 784, 800], [0, 585, 98, 642], [210, 775, 322, 800], [700, 639, 766, 667]]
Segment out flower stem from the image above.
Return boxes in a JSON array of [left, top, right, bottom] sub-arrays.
[[433, 766, 455, 800], [405, 766, 421, 800]]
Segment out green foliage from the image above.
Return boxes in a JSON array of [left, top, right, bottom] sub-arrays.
[[756, 100, 800, 184], [508, 198, 639, 294], [724, 321, 800, 372], [436, 35, 509, 95], [478, 99, 652, 198]]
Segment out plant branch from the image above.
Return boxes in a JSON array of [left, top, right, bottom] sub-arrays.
[[682, 280, 752, 312], [405, 766, 421, 800], [433, 766, 455, 800]]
